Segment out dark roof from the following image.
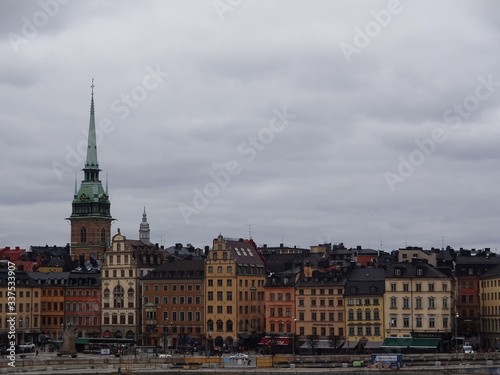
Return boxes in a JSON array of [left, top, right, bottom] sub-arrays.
[[0, 267, 38, 287], [226, 239, 266, 268], [265, 269, 299, 287], [67, 271, 101, 287], [344, 268, 385, 296], [480, 264, 500, 279], [264, 253, 304, 273], [295, 272, 346, 287], [141, 259, 205, 280], [27, 271, 71, 285], [385, 261, 451, 279]]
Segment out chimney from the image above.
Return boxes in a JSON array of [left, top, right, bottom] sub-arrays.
[[79, 254, 85, 268]]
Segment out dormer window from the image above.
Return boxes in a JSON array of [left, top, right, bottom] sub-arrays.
[[394, 268, 401, 276], [416, 267, 424, 276]]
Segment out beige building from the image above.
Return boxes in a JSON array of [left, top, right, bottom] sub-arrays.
[[384, 260, 454, 352], [479, 264, 500, 350], [397, 247, 438, 266]]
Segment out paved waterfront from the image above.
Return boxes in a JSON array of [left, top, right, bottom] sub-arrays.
[[2, 351, 499, 375]]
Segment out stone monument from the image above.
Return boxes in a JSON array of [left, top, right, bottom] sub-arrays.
[[61, 323, 77, 356]]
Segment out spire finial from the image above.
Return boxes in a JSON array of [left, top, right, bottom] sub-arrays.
[[91, 78, 95, 96]]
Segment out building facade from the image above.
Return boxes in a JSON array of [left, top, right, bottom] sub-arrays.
[[204, 235, 266, 352]]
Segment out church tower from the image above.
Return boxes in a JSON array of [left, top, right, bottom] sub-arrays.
[[139, 207, 151, 244], [69, 81, 113, 260]]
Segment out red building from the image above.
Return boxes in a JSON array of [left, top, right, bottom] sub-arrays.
[[65, 271, 101, 338]]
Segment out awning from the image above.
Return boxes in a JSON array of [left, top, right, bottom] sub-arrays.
[[258, 337, 291, 346], [300, 339, 336, 349], [344, 340, 382, 349], [75, 338, 91, 344], [381, 338, 441, 349]]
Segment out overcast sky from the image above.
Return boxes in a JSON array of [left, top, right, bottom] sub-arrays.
[[2, 0, 500, 253]]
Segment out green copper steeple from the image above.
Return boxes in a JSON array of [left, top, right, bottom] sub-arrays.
[[84, 79, 99, 180], [70, 80, 111, 217]]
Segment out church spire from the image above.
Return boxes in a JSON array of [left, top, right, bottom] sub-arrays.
[[139, 206, 151, 243], [84, 79, 99, 181]]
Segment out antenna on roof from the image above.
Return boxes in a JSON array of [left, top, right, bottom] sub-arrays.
[[246, 224, 254, 239]]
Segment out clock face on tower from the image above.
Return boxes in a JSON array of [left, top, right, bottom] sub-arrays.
[[101, 194, 107, 201], [80, 193, 87, 200]]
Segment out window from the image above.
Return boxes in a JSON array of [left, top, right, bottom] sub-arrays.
[[443, 297, 449, 309], [80, 227, 87, 242], [365, 309, 371, 320], [403, 316, 409, 327], [428, 296, 435, 309], [403, 297, 410, 309], [429, 315, 435, 328], [373, 309, 380, 320], [429, 283, 435, 292], [415, 297, 422, 309], [348, 309, 354, 321], [390, 283, 396, 292], [356, 309, 363, 321], [416, 315, 422, 327], [416, 283, 422, 291], [390, 297, 397, 309], [403, 283, 409, 292], [113, 285, 125, 308]]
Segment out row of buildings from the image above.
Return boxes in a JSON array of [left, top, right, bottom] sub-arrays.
[[3, 236, 500, 353], [2, 85, 500, 354]]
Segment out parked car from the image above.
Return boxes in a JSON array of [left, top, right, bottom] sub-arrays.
[[19, 343, 35, 351], [158, 353, 172, 358], [230, 353, 249, 359]]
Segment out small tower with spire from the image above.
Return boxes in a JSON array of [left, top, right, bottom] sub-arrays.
[[68, 80, 114, 260], [139, 207, 151, 244]]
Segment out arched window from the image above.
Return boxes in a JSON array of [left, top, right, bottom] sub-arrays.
[[85, 302, 90, 311], [113, 285, 125, 308], [101, 228, 106, 243], [80, 227, 87, 242], [207, 319, 214, 331], [216, 319, 223, 331], [226, 320, 233, 332], [365, 309, 371, 320]]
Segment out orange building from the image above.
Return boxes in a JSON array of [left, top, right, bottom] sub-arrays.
[[263, 270, 299, 353], [28, 272, 68, 341]]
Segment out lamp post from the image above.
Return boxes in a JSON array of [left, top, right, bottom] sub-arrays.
[[455, 313, 459, 352]]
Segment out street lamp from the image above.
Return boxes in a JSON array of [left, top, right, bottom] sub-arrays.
[[455, 313, 459, 352]]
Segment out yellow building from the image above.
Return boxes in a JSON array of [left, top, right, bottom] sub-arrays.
[[383, 260, 454, 352], [295, 266, 347, 354], [0, 266, 41, 346], [204, 235, 266, 351], [479, 264, 500, 350], [344, 268, 385, 352]]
